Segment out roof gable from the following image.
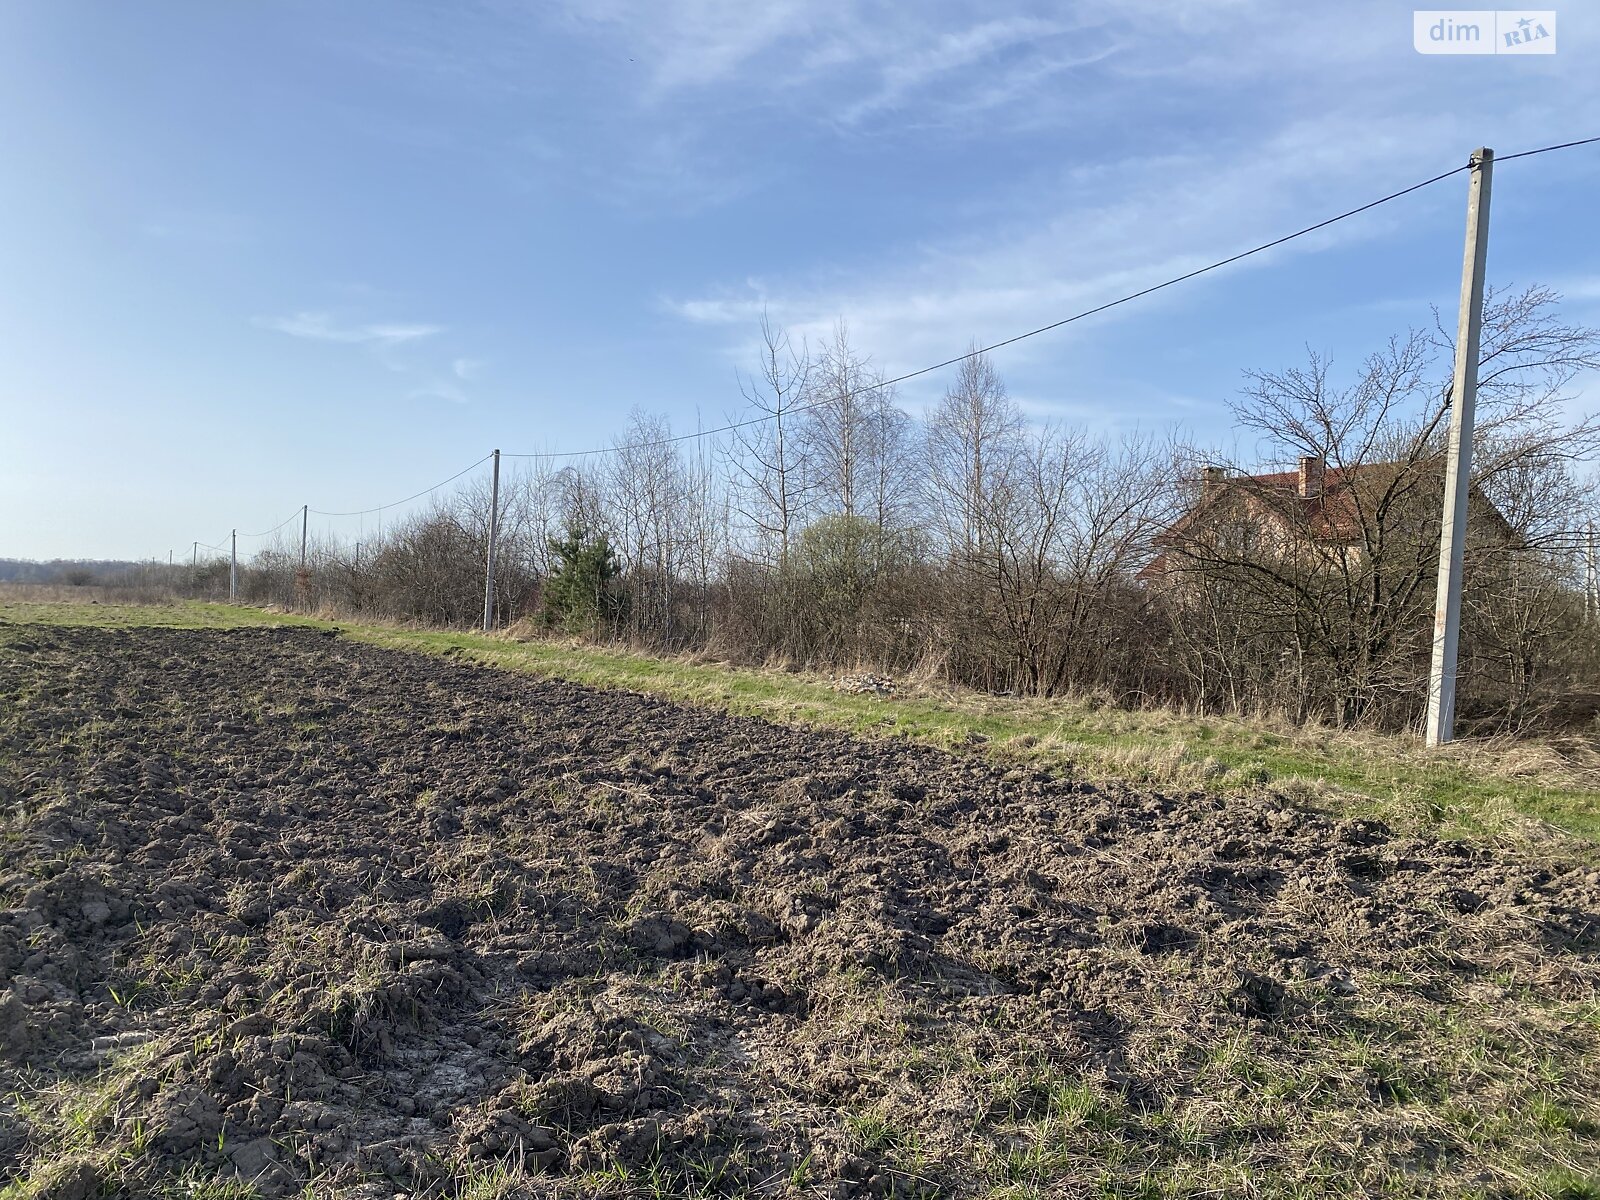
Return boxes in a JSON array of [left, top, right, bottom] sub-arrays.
[[1161, 460, 1517, 548]]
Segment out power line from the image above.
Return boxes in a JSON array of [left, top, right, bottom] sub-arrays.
[[239, 509, 303, 539], [502, 135, 1597, 463], [308, 454, 494, 518], [1497, 135, 1600, 162], [505, 162, 1489, 460], [203, 135, 1599, 542]]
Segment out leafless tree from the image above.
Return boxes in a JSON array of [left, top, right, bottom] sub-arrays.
[[803, 321, 873, 520], [802, 321, 917, 575], [211, 290, 1598, 734], [923, 348, 1024, 562], [726, 314, 815, 571], [861, 378, 916, 566], [1163, 285, 1600, 725]]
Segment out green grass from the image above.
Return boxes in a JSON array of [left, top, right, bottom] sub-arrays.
[[0, 598, 292, 630], [3, 595, 1597, 845]]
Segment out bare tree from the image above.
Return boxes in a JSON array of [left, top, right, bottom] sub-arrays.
[[726, 314, 815, 570], [211, 286, 1596, 734], [1163, 285, 1600, 725], [919, 348, 1025, 688], [862, 377, 916, 567], [607, 409, 689, 643], [923, 348, 1023, 562], [803, 320, 916, 575], [1040, 432, 1177, 694], [803, 321, 872, 519], [682, 415, 729, 644]]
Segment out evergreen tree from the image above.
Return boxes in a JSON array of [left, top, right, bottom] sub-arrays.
[[542, 525, 624, 635]]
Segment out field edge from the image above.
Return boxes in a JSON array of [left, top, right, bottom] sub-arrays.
[[2, 595, 1597, 847]]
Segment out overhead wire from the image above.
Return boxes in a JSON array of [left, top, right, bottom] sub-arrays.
[[198, 135, 1599, 540], [1497, 134, 1600, 162], [503, 159, 1488, 460], [238, 509, 303, 539], [503, 137, 1599, 462], [307, 453, 494, 518]]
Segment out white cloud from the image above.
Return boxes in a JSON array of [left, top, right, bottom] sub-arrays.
[[350, 0, 1600, 220], [548, 1, 1112, 109], [659, 0, 1600, 402], [255, 312, 472, 399], [1556, 277, 1600, 303], [336, 0, 1600, 419], [257, 311, 442, 347], [834, 16, 1101, 124], [666, 116, 1425, 383], [550, 0, 817, 92]]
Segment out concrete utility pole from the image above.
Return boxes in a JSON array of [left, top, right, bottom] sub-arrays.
[[191, 541, 198, 570], [229, 530, 237, 601], [299, 504, 309, 570], [1425, 147, 1494, 748], [482, 448, 501, 632], [1587, 523, 1597, 622]]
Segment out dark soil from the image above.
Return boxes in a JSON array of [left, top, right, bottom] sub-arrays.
[[1, 625, 1597, 1198]]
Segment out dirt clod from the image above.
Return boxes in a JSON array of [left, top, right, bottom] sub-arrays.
[[1, 624, 1597, 1197]]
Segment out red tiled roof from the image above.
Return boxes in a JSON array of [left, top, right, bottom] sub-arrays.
[[1236, 466, 1364, 541], [1155, 464, 1370, 548], [1152, 460, 1515, 559]]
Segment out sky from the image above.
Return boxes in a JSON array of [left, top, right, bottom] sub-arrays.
[[1, 0, 1597, 561]]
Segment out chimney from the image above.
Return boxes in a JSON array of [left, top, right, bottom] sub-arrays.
[[1298, 455, 1325, 499], [1202, 465, 1227, 499]]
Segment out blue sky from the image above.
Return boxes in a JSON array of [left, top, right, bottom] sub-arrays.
[[2, 0, 1597, 560]]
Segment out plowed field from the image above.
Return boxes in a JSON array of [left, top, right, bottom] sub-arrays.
[[1, 625, 1597, 1198]]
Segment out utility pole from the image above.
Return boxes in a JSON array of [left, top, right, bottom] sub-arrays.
[[1587, 523, 1597, 622], [229, 530, 237, 601], [191, 541, 198, 570], [299, 505, 308, 570], [1425, 147, 1494, 748], [482, 448, 501, 632]]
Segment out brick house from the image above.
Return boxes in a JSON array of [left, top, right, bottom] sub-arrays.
[[1142, 455, 1517, 581]]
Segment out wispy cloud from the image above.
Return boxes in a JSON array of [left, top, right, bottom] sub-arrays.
[[256, 311, 442, 347], [255, 311, 473, 402], [348, 0, 1600, 221], [832, 16, 1104, 125], [1556, 277, 1600, 304], [325, 0, 1600, 419], [665, 115, 1434, 385], [659, 0, 1600, 409], [356, 2, 1142, 212], [549, 0, 818, 93]]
